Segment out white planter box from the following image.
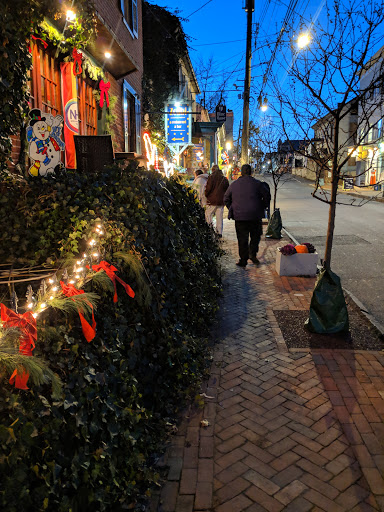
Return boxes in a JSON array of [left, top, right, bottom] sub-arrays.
[[276, 250, 319, 277]]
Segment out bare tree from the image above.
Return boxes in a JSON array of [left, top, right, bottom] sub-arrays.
[[257, 121, 294, 212], [271, 0, 384, 270], [194, 57, 227, 113]]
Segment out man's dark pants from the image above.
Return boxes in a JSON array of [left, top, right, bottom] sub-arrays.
[[235, 219, 262, 265]]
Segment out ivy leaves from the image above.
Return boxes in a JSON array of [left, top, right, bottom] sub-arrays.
[[0, 165, 222, 510]]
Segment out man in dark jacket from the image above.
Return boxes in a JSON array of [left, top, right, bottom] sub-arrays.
[[224, 164, 271, 267], [204, 164, 229, 236]]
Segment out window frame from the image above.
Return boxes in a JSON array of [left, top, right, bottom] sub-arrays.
[[120, 0, 138, 38], [123, 81, 141, 153]]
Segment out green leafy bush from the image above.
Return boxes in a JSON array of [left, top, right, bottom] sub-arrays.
[[0, 164, 222, 510]]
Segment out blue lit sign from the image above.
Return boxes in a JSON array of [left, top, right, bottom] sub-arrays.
[[165, 103, 191, 145]]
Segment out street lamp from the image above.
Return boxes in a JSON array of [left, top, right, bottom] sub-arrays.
[[66, 9, 76, 22], [226, 142, 232, 151], [297, 32, 311, 49]]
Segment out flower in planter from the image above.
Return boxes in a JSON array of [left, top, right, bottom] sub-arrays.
[[279, 244, 297, 256], [302, 242, 316, 253]]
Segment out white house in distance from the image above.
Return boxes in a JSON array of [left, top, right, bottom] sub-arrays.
[[356, 46, 384, 186], [311, 99, 358, 184]]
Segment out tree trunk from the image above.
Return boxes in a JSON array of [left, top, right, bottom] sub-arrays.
[[273, 186, 277, 211], [323, 112, 340, 270]]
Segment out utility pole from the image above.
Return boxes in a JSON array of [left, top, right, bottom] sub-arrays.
[[240, 0, 254, 165], [237, 121, 242, 161]]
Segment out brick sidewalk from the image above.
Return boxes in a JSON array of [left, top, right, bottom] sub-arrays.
[[151, 219, 384, 512]]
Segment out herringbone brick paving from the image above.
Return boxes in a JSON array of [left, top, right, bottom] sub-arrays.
[[151, 219, 384, 512]]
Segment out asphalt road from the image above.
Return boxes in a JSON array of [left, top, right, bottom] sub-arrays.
[[261, 175, 384, 330]]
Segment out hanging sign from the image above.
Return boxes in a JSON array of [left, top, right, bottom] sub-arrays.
[[165, 103, 191, 145], [61, 62, 79, 169], [193, 144, 204, 162], [27, 109, 65, 177], [216, 104, 226, 123]]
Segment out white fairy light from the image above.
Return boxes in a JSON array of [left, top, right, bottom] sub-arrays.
[[52, 286, 58, 291], [27, 302, 34, 309], [40, 303, 47, 309]]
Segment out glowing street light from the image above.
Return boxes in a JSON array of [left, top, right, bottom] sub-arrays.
[[104, 51, 112, 59], [260, 104, 268, 112], [226, 142, 232, 150], [297, 33, 311, 49], [66, 9, 76, 22]]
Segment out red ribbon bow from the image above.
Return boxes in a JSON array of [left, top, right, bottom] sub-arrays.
[[1, 304, 37, 390], [99, 80, 110, 108], [72, 48, 83, 76], [90, 261, 134, 303], [31, 35, 48, 49], [60, 282, 96, 342]]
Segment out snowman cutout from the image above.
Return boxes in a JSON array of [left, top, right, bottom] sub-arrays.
[[27, 109, 65, 177]]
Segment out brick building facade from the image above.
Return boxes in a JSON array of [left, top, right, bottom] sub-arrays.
[[10, 0, 143, 174]]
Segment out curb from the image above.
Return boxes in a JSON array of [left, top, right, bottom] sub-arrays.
[[282, 228, 384, 337], [305, 181, 384, 203], [343, 288, 384, 336]]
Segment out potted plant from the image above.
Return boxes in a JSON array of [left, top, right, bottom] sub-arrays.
[[275, 243, 319, 277]]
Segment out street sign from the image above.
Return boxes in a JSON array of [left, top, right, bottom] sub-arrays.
[[342, 177, 354, 190], [193, 144, 204, 162], [165, 103, 191, 145], [216, 104, 226, 123]]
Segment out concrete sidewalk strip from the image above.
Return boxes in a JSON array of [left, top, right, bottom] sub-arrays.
[[152, 220, 384, 512]]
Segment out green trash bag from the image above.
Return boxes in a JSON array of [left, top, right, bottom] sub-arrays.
[[265, 208, 282, 239], [305, 268, 349, 334]]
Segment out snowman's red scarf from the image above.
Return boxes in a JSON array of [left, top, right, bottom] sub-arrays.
[[33, 136, 60, 154]]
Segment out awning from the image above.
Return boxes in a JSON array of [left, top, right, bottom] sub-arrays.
[[87, 15, 139, 80]]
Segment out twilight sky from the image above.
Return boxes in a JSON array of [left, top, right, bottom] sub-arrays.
[[149, 0, 384, 145], [149, 0, 326, 135]]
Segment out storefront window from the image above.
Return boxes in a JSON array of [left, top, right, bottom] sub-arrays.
[[30, 42, 61, 116], [77, 78, 98, 135]]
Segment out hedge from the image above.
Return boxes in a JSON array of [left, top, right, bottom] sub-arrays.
[[0, 164, 222, 511]]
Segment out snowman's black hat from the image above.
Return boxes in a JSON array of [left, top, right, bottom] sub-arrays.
[[29, 108, 46, 126]]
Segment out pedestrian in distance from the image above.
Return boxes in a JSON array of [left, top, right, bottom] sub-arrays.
[[224, 163, 271, 267], [204, 164, 229, 236], [192, 168, 209, 207]]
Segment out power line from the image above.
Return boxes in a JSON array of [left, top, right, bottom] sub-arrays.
[[186, 0, 214, 18], [194, 38, 246, 46]]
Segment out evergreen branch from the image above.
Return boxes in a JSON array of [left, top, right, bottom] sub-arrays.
[[50, 292, 100, 316], [113, 252, 152, 307], [0, 327, 22, 349], [90, 269, 115, 293], [0, 351, 62, 398]]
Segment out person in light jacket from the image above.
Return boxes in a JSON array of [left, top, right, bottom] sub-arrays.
[[192, 169, 209, 207], [204, 164, 229, 236], [224, 164, 271, 267]]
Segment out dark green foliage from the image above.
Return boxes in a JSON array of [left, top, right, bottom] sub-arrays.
[[0, 165, 222, 510], [142, 2, 189, 133]]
